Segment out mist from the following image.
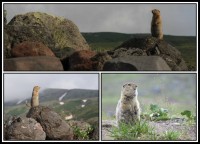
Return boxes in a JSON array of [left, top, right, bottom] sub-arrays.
[[4, 74, 99, 102]]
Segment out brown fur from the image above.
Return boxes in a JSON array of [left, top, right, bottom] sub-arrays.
[[116, 82, 140, 126], [31, 86, 40, 107], [151, 9, 163, 40]]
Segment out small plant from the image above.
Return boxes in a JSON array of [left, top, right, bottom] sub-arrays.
[[73, 126, 93, 140], [162, 130, 180, 140], [109, 121, 154, 140], [149, 104, 170, 121], [181, 110, 196, 121]]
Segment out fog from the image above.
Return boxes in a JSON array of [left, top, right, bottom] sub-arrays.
[[4, 74, 99, 102]]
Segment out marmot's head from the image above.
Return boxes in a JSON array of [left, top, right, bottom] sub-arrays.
[[33, 86, 40, 92], [152, 9, 160, 16], [122, 82, 138, 99]]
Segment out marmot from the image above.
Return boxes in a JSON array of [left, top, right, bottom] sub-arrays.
[[151, 9, 163, 40], [31, 86, 40, 107], [116, 82, 140, 126]]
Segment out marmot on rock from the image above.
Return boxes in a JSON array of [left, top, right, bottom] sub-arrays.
[[151, 9, 163, 40], [31, 86, 40, 107]]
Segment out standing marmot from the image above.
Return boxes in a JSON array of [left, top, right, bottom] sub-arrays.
[[31, 86, 40, 107], [151, 9, 163, 40], [116, 82, 141, 126]]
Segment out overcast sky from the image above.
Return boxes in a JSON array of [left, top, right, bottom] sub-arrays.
[[3, 3, 196, 36], [4, 74, 98, 102]]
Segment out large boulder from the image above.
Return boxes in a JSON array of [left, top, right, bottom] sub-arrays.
[[103, 56, 171, 71], [4, 56, 64, 71], [4, 117, 46, 140], [68, 50, 96, 70], [4, 12, 89, 58], [11, 41, 55, 57], [26, 106, 74, 140], [108, 36, 188, 71]]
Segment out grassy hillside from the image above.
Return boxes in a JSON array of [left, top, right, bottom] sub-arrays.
[[4, 88, 99, 125], [82, 32, 196, 69]]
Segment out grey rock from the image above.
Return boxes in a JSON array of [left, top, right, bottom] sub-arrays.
[[4, 12, 89, 58], [26, 106, 74, 140], [109, 36, 188, 71], [103, 56, 171, 71], [5, 117, 46, 140]]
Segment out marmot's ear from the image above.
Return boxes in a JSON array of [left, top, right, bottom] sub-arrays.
[[123, 84, 126, 88]]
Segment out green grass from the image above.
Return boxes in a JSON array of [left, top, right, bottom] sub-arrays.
[[109, 121, 181, 140], [162, 131, 180, 140], [110, 121, 153, 140]]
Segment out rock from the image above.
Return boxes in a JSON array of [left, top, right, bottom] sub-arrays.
[[68, 120, 92, 140], [4, 12, 89, 58], [11, 41, 55, 57], [110, 36, 188, 71], [4, 10, 7, 25], [103, 56, 171, 71], [91, 52, 112, 70], [26, 106, 74, 140], [4, 31, 12, 58], [5, 117, 46, 140], [4, 56, 63, 71], [68, 50, 96, 70]]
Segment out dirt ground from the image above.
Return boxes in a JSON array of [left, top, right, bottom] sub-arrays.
[[102, 119, 196, 141]]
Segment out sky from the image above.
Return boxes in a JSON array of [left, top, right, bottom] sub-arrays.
[[3, 3, 197, 36], [4, 74, 99, 102]]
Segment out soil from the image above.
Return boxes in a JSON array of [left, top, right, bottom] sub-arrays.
[[102, 119, 196, 141]]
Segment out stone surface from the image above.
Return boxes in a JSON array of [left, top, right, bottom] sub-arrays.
[[4, 12, 89, 58], [103, 56, 171, 71], [11, 41, 55, 57], [91, 52, 112, 70], [26, 106, 74, 140], [4, 56, 64, 71], [68, 50, 96, 70], [4, 117, 46, 140], [108, 36, 188, 71]]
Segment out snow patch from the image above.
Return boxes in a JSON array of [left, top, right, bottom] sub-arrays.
[[16, 99, 24, 105], [81, 105, 85, 108], [82, 99, 87, 103], [59, 102, 64, 105], [59, 92, 68, 101]]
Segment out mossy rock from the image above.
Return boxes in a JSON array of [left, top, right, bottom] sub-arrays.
[[4, 12, 89, 58]]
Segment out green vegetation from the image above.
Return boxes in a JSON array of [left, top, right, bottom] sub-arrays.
[[72, 125, 93, 140], [145, 104, 170, 121], [110, 121, 153, 140], [110, 121, 180, 140], [162, 131, 180, 140], [82, 32, 196, 69], [181, 110, 196, 124]]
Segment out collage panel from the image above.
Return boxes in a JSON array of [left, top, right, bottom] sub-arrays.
[[3, 73, 100, 141], [3, 3, 197, 71], [101, 73, 197, 141], [2, 2, 198, 143]]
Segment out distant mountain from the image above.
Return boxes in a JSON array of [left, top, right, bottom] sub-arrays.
[[4, 88, 98, 107], [4, 88, 99, 124]]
